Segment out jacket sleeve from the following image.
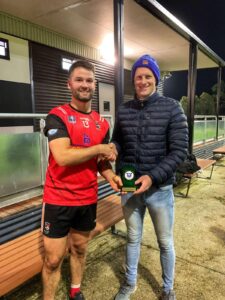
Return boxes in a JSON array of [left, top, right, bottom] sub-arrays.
[[148, 102, 189, 185]]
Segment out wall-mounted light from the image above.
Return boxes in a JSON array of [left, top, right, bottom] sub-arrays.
[[162, 71, 172, 80], [99, 34, 115, 65], [0, 38, 10, 60], [63, 0, 91, 10]]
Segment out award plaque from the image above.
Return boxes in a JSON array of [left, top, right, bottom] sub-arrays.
[[120, 165, 137, 192]]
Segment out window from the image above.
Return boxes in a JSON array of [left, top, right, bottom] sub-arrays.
[[62, 57, 76, 70], [0, 38, 10, 60], [103, 101, 110, 112]]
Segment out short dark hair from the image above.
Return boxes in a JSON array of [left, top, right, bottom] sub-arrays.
[[68, 60, 95, 77]]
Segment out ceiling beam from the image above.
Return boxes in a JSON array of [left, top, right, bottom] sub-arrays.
[[135, 0, 225, 67]]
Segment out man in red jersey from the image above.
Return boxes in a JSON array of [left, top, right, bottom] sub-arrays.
[[41, 60, 121, 300]]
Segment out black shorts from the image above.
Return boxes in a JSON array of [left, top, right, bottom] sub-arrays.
[[41, 203, 97, 238]]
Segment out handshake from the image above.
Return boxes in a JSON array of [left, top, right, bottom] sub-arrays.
[[98, 142, 118, 162]]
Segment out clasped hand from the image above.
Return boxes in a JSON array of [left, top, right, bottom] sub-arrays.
[[99, 143, 118, 162]]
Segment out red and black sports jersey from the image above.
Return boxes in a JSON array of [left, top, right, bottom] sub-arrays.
[[43, 104, 109, 206]]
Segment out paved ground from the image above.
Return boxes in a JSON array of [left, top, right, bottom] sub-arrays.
[[2, 160, 225, 300]]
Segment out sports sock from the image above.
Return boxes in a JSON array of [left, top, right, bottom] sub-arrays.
[[70, 284, 81, 298]]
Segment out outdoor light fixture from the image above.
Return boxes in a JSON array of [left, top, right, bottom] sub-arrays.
[[162, 71, 172, 80], [63, 0, 92, 10], [0, 38, 10, 60], [100, 34, 115, 65]]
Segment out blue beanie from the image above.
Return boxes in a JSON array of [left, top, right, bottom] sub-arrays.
[[131, 54, 160, 85]]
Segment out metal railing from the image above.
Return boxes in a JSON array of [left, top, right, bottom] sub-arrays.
[[0, 113, 47, 207], [0, 113, 114, 208], [194, 115, 225, 145]]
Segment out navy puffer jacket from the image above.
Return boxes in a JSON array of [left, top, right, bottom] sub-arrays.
[[112, 92, 188, 186]]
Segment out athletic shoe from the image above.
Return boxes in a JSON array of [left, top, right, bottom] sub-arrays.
[[70, 291, 85, 300], [114, 283, 137, 300], [160, 290, 176, 300]]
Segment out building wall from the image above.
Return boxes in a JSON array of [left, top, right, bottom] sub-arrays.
[[0, 32, 30, 83], [0, 12, 135, 130], [30, 42, 115, 115], [0, 11, 100, 61], [0, 33, 32, 129]]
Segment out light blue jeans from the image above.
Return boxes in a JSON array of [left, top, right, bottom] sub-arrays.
[[122, 185, 175, 293]]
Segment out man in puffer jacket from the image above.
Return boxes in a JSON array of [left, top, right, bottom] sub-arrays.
[[112, 54, 188, 300]]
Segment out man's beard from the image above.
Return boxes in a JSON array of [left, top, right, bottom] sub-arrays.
[[73, 90, 93, 102]]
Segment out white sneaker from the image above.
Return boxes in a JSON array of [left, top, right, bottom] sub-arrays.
[[114, 283, 137, 300]]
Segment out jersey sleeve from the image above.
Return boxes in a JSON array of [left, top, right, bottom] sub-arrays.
[[44, 114, 69, 141]]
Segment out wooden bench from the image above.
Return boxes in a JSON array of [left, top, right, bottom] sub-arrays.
[[176, 158, 216, 198], [0, 193, 123, 297], [213, 145, 225, 165], [213, 145, 225, 156]]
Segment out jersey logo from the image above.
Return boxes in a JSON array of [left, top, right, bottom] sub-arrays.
[[48, 129, 58, 136], [44, 222, 51, 234], [68, 115, 76, 123], [80, 117, 90, 128], [83, 134, 91, 144]]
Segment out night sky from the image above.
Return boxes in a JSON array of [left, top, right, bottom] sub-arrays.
[[157, 0, 225, 60], [156, 0, 225, 100]]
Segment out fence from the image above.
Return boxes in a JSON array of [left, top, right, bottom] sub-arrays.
[[194, 115, 225, 145]]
